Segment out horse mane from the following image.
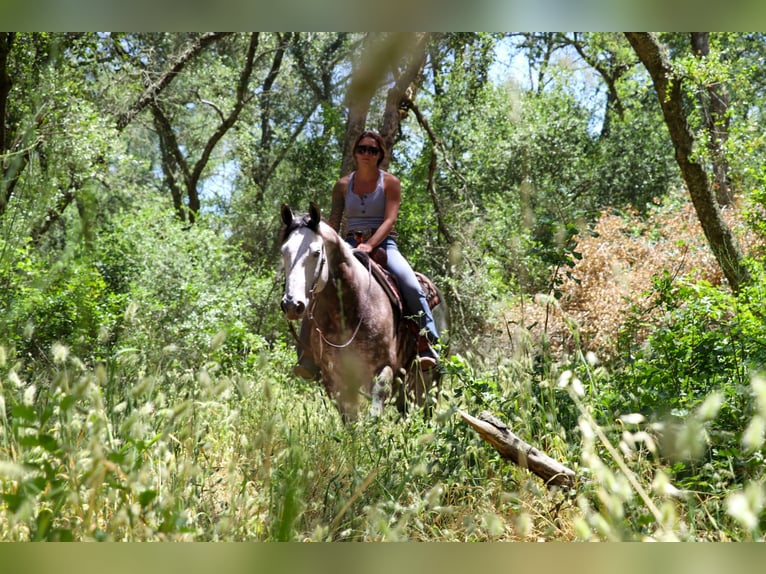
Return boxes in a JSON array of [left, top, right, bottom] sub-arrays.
[[317, 221, 358, 266], [279, 212, 318, 244]]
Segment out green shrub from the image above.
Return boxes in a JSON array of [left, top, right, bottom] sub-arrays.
[[94, 204, 281, 372], [606, 265, 766, 494], [0, 241, 111, 361]]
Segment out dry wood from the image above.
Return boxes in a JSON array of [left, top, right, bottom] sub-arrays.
[[459, 410, 576, 488]]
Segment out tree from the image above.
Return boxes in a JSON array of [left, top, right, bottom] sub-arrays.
[[148, 32, 256, 222], [1, 33, 120, 245], [562, 33, 636, 138], [0, 32, 236, 242], [340, 33, 429, 176], [115, 32, 233, 132], [625, 32, 749, 293], [690, 32, 733, 206]]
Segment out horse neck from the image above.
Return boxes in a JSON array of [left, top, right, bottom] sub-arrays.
[[317, 222, 371, 296], [318, 222, 351, 269]]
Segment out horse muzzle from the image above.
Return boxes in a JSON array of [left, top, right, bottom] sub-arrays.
[[281, 296, 306, 320]]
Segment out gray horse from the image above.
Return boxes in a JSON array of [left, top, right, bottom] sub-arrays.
[[280, 203, 443, 421]]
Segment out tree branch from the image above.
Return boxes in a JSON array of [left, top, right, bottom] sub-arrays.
[[188, 32, 261, 216], [116, 32, 233, 132], [29, 167, 78, 241], [252, 33, 292, 190], [459, 410, 576, 488]]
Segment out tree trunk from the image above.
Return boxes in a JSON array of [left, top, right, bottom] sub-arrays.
[[625, 32, 748, 293], [691, 32, 733, 206], [150, 33, 260, 223], [341, 33, 427, 176], [340, 33, 383, 177], [379, 33, 429, 169], [459, 410, 576, 488], [336, 33, 428, 235], [151, 102, 188, 220], [252, 32, 291, 193], [0, 33, 13, 155]]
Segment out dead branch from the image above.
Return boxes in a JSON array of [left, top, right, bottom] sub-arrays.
[[459, 409, 576, 488]]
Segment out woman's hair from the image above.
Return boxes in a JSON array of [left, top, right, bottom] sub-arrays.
[[354, 129, 386, 167]]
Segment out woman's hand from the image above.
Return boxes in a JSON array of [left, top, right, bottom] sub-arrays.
[[356, 242, 373, 254]]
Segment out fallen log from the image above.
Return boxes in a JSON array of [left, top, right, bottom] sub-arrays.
[[458, 410, 576, 489]]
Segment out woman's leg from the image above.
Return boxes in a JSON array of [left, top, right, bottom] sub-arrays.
[[382, 238, 440, 344]]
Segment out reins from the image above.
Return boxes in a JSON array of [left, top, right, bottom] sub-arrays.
[[283, 228, 374, 354], [310, 247, 373, 351]]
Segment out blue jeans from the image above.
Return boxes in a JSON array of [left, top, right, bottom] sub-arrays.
[[348, 235, 439, 343]]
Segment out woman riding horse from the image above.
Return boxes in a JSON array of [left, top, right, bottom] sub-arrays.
[[281, 203, 401, 419], [293, 129, 440, 380]]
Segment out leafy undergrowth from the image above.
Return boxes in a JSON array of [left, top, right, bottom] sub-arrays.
[[481, 187, 766, 541], [2, 330, 764, 541], [3, 189, 766, 541], [0, 340, 586, 541]]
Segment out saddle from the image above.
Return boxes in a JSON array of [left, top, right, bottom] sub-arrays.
[[352, 248, 441, 319]]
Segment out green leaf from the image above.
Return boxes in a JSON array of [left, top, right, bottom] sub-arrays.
[[39, 434, 61, 453], [18, 435, 42, 448], [34, 509, 53, 541], [49, 528, 74, 542], [138, 489, 158, 508], [19, 433, 61, 455], [59, 395, 77, 413], [2, 493, 26, 513], [11, 404, 37, 423]]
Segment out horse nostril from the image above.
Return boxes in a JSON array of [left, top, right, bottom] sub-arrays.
[[281, 296, 305, 318]]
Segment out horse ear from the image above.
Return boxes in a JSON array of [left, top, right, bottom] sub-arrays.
[[281, 204, 293, 226], [309, 202, 321, 225]]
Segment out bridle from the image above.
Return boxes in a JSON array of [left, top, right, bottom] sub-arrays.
[[284, 225, 373, 353]]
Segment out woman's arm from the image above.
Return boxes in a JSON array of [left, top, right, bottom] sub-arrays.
[[362, 172, 400, 251], [328, 177, 347, 232]]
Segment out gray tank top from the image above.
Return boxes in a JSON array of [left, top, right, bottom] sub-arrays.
[[346, 170, 387, 235]]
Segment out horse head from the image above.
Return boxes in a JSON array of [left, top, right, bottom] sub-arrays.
[[279, 203, 329, 320]]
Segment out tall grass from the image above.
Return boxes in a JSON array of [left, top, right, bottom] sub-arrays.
[[2, 313, 763, 541]]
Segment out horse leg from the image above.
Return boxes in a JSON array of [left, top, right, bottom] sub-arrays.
[[370, 365, 393, 417], [293, 319, 320, 380], [321, 372, 359, 423]]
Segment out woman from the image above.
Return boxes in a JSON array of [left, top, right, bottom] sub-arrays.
[[293, 129, 440, 379]]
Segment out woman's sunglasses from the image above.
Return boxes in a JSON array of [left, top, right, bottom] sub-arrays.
[[355, 145, 380, 156]]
